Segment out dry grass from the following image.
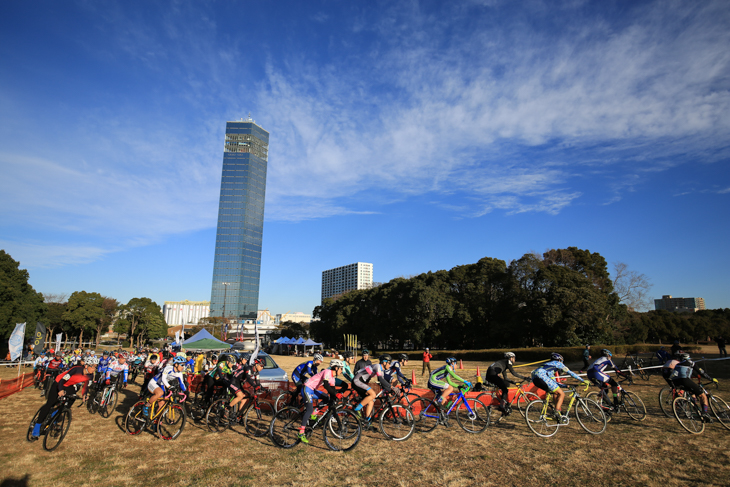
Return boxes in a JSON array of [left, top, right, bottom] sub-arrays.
[[1, 356, 729, 487]]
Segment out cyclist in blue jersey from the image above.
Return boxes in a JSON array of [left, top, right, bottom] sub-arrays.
[[587, 349, 627, 411], [385, 354, 410, 387], [97, 351, 113, 385], [531, 353, 589, 424], [670, 353, 718, 421]]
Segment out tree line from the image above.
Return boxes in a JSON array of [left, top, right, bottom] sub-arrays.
[[312, 247, 730, 350], [0, 250, 166, 347]]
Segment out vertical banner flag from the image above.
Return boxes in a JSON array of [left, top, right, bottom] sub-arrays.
[[55, 333, 62, 352], [33, 322, 46, 354], [249, 322, 260, 365], [175, 330, 181, 345], [9, 322, 26, 361]]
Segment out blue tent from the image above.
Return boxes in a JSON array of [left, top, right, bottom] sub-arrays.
[[293, 337, 306, 345], [303, 338, 321, 346], [276, 337, 292, 344]]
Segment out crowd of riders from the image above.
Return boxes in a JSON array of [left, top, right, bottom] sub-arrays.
[[24, 340, 722, 447]]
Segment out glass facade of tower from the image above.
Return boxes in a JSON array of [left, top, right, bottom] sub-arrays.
[[210, 119, 269, 321]]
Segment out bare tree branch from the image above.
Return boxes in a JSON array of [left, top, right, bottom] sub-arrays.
[[613, 262, 653, 311]]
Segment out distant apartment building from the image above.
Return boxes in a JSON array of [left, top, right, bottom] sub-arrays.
[[163, 300, 210, 326], [654, 295, 706, 313], [276, 312, 312, 325], [322, 262, 373, 302]]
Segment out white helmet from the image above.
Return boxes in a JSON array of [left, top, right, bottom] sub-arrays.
[[86, 357, 99, 366], [330, 359, 344, 369], [313, 353, 324, 362]]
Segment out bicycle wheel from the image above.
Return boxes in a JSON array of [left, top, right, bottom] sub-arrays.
[[515, 391, 540, 418], [622, 391, 647, 421], [158, 404, 186, 440], [709, 394, 730, 431], [275, 391, 294, 412], [411, 398, 439, 433], [658, 387, 675, 418], [574, 398, 607, 435], [26, 408, 42, 442], [43, 409, 71, 451], [455, 398, 490, 434], [524, 400, 559, 438], [323, 409, 361, 451], [100, 390, 118, 418], [378, 404, 415, 441], [475, 392, 496, 408], [125, 401, 147, 435], [269, 406, 304, 449], [244, 400, 275, 437], [205, 398, 230, 433], [673, 396, 704, 434], [586, 392, 613, 423], [637, 363, 649, 381], [405, 393, 421, 407]]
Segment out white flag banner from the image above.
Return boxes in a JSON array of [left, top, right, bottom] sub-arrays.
[[9, 322, 26, 361], [175, 330, 181, 345], [55, 333, 62, 352], [249, 322, 260, 366]]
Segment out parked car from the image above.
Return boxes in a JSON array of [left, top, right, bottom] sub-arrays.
[[218, 351, 287, 382]]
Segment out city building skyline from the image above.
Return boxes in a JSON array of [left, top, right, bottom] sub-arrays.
[[210, 116, 269, 321], [654, 295, 706, 313], [322, 262, 373, 303]]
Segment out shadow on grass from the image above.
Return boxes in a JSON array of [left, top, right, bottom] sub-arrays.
[[0, 475, 30, 487]]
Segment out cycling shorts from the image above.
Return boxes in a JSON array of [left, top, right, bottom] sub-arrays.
[[352, 376, 371, 394], [587, 370, 617, 387], [532, 371, 560, 393], [302, 386, 329, 405], [672, 377, 703, 397], [427, 379, 448, 392], [147, 378, 162, 394]]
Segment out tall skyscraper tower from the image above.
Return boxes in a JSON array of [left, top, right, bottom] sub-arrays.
[[210, 116, 269, 321]]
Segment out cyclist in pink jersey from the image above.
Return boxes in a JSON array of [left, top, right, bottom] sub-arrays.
[[297, 360, 346, 444]]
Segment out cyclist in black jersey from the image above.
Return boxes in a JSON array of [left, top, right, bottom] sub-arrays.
[[485, 352, 528, 415]]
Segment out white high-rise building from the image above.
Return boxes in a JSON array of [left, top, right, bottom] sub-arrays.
[[321, 262, 373, 302], [163, 300, 210, 326]]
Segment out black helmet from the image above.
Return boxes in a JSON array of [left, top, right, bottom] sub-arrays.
[[379, 354, 392, 363], [399, 353, 409, 362], [551, 353, 564, 362], [343, 351, 354, 359]]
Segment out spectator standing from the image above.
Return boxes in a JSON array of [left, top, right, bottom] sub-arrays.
[[671, 340, 682, 356], [581, 345, 591, 373], [354, 350, 372, 374], [422, 348, 433, 377], [717, 337, 727, 358]]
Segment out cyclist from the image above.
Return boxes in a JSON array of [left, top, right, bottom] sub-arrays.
[[29, 357, 96, 441], [530, 353, 589, 424], [224, 357, 265, 418], [291, 354, 323, 400], [202, 355, 233, 404], [385, 353, 410, 387], [352, 355, 393, 420], [485, 352, 529, 415], [141, 353, 160, 394], [428, 357, 472, 413], [143, 356, 188, 418], [297, 359, 345, 444], [105, 354, 129, 389], [586, 349, 627, 411], [670, 353, 718, 421], [341, 351, 356, 382], [97, 351, 114, 384]]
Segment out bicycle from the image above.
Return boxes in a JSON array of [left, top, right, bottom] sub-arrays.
[[524, 383, 607, 438], [88, 380, 119, 418], [476, 380, 540, 423], [620, 353, 649, 382], [586, 381, 646, 421], [391, 381, 421, 407], [26, 393, 78, 451], [274, 384, 305, 412], [354, 388, 415, 441], [411, 384, 490, 434], [269, 399, 362, 451], [125, 389, 187, 440], [42, 368, 63, 398], [672, 381, 730, 434], [205, 388, 275, 437]]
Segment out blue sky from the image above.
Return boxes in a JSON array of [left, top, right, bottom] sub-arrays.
[[1, 0, 729, 315]]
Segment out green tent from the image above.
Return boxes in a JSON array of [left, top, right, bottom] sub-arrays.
[[182, 329, 231, 350]]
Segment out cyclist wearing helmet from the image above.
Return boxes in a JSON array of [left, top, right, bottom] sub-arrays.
[[297, 359, 347, 444], [352, 355, 393, 420], [143, 355, 188, 417], [587, 349, 626, 411], [340, 351, 356, 382], [141, 353, 160, 394], [385, 354, 410, 387], [670, 354, 718, 420], [485, 352, 529, 415], [292, 354, 323, 384], [202, 355, 233, 404], [105, 354, 129, 389], [97, 351, 113, 384], [428, 357, 471, 409], [531, 353, 588, 424], [29, 358, 95, 441], [223, 358, 265, 417]]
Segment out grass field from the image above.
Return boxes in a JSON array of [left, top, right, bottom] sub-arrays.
[[1, 352, 728, 487]]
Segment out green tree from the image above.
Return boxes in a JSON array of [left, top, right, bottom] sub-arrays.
[[0, 250, 46, 338], [279, 321, 309, 338], [120, 297, 166, 347], [62, 291, 104, 346], [97, 298, 119, 347]]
